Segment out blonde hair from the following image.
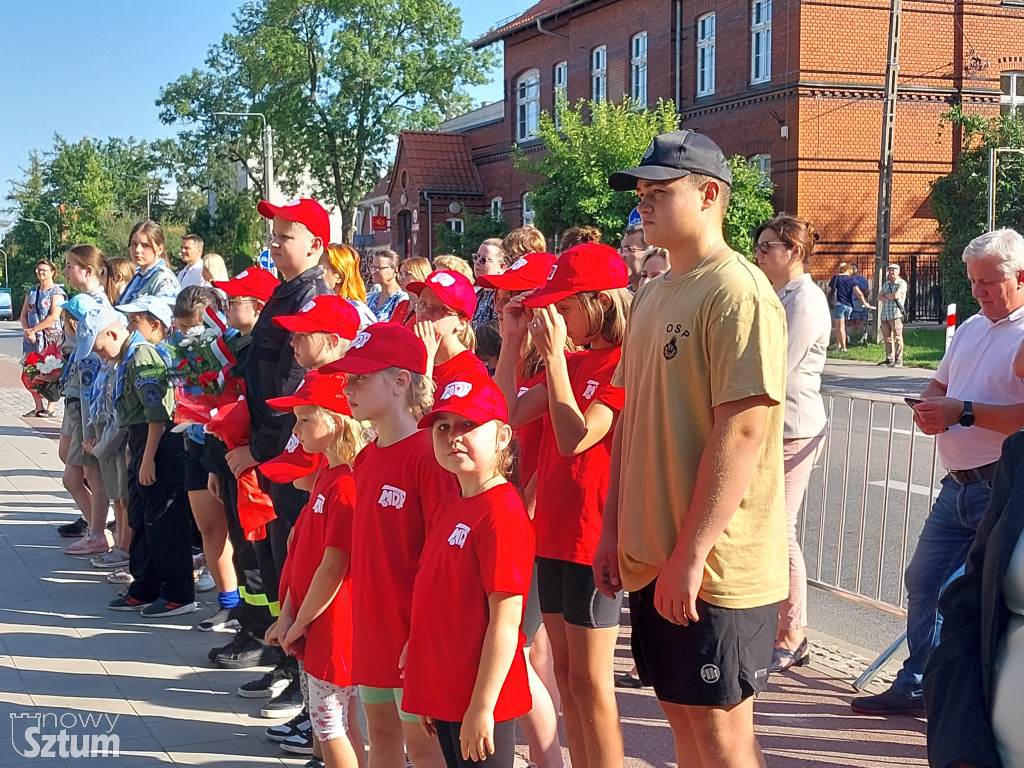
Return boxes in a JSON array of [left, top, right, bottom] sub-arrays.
[[502, 227, 546, 259], [642, 247, 670, 268], [105, 256, 135, 304], [323, 244, 367, 302], [401, 257, 431, 283], [382, 367, 435, 420], [202, 253, 230, 283], [838, 261, 854, 275], [296, 331, 353, 361], [308, 407, 368, 467], [576, 287, 632, 346], [432, 253, 475, 284]]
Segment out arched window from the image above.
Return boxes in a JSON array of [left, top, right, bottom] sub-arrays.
[[516, 69, 540, 142]]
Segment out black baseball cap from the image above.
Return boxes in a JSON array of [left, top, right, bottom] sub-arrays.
[[608, 130, 732, 191]]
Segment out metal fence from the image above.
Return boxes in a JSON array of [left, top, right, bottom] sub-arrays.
[[906, 255, 942, 323], [799, 385, 942, 618]]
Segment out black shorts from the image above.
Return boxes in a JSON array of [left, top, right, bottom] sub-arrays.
[[629, 580, 777, 707], [536, 557, 622, 629], [183, 437, 209, 492]]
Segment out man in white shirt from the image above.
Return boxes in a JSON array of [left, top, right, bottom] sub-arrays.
[[178, 234, 208, 289], [853, 228, 1024, 716]]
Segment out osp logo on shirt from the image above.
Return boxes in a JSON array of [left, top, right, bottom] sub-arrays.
[[285, 434, 301, 454], [312, 493, 326, 514], [378, 484, 407, 509], [352, 331, 371, 349], [582, 380, 599, 399], [442, 381, 472, 400], [447, 523, 471, 548]]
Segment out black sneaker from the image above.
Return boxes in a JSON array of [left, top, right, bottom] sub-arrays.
[[302, 758, 325, 768], [238, 664, 292, 698], [850, 686, 926, 716], [140, 599, 198, 618], [197, 605, 243, 633], [211, 630, 283, 669], [261, 676, 303, 718], [58, 517, 88, 538], [266, 709, 310, 742], [280, 728, 314, 755]]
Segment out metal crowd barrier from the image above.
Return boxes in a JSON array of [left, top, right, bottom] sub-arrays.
[[799, 385, 942, 689]]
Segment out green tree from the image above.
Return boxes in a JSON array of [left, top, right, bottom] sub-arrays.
[[930, 106, 1024, 320], [434, 213, 510, 259], [188, 192, 265, 275], [723, 157, 775, 259], [157, 0, 495, 242], [515, 98, 679, 244]]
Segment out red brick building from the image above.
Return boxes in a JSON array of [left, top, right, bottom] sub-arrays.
[[358, 0, 1024, 319]]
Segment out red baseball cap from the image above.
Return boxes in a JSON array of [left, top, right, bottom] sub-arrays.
[[213, 267, 280, 302], [407, 270, 476, 318], [258, 198, 331, 245], [477, 252, 557, 292], [320, 322, 427, 376], [417, 372, 508, 429], [258, 435, 325, 483], [521, 243, 629, 307], [272, 295, 359, 339], [267, 370, 352, 415]]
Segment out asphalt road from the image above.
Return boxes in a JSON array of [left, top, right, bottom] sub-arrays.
[[0, 321, 27, 361]]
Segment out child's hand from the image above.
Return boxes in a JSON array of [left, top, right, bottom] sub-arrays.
[[418, 715, 437, 739], [82, 438, 96, 456], [414, 320, 442, 363], [282, 621, 306, 656], [226, 445, 257, 478], [264, 619, 282, 647], [528, 305, 567, 360], [207, 473, 220, 500], [139, 457, 157, 486], [499, 295, 532, 342], [460, 703, 495, 762]]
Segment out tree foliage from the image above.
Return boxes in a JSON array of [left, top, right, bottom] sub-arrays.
[[930, 105, 1024, 320], [188, 192, 266, 275], [434, 213, 510, 260], [515, 98, 774, 255], [157, 0, 494, 242]]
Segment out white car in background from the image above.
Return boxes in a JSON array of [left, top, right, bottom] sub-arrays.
[[0, 289, 12, 321]]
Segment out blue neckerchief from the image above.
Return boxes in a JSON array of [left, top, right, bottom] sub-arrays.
[[113, 331, 156, 406], [60, 348, 77, 384], [117, 259, 170, 305]]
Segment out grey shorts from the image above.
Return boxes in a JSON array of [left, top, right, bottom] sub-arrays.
[[100, 449, 129, 501], [63, 400, 97, 466]]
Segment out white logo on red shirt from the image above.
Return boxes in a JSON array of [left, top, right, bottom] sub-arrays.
[[300, 299, 317, 314], [378, 484, 407, 509], [432, 272, 456, 287], [508, 258, 528, 272], [352, 330, 371, 349], [583, 379, 599, 399], [447, 523, 471, 548], [237, 269, 250, 279], [285, 434, 301, 453], [312, 493, 326, 514], [441, 381, 472, 400]]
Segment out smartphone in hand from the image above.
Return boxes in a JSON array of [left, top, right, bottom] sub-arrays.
[[904, 397, 923, 407]]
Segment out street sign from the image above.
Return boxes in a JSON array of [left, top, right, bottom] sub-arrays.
[[372, 215, 389, 232], [257, 248, 274, 271], [627, 207, 642, 228]]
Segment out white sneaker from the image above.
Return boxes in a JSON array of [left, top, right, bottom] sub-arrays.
[[195, 568, 216, 592]]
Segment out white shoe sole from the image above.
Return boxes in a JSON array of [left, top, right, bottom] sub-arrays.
[[238, 678, 289, 698], [141, 602, 199, 618]]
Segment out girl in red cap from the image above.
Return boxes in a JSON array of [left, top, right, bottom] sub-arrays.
[[495, 242, 632, 768], [327, 323, 458, 768], [402, 374, 534, 768], [265, 372, 367, 768], [407, 270, 489, 390]]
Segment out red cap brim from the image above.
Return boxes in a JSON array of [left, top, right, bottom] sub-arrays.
[[320, 357, 390, 376], [272, 316, 322, 333], [477, 273, 537, 291], [266, 394, 309, 412], [417, 402, 505, 430], [520, 287, 575, 308]]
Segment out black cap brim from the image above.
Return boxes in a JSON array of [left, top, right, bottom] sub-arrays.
[[608, 166, 692, 192]]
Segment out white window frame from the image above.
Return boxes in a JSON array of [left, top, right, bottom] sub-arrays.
[[748, 153, 771, 186], [591, 46, 607, 102], [446, 218, 464, 234], [554, 61, 568, 128], [491, 197, 503, 220], [516, 69, 541, 142], [697, 14, 716, 97], [355, 209, 365, 234], [1002, 72, 1024, 115], [751, 0, 772, 85], [631, 32, 648, 106], [522, 194, 535, 226]]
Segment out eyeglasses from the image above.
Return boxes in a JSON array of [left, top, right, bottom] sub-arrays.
[[755, 241, 789, 254], [473, 254, 505, 266], [620, 246, 646, 255], [414, 300, 457, 320], [398, 271, 411, 280], [228, 297, 257, 306], [369, 264, 395, 274]]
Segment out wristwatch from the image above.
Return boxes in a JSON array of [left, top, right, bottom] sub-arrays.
[[959, 400, 975, 427]]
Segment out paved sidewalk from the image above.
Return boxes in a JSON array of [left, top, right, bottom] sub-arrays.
[[0, 368, 928, 766]]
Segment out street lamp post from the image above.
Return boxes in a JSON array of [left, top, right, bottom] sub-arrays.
[[24, 218, 52, 260], [0, 247, 8, 288], [211, 111, 276, 239]]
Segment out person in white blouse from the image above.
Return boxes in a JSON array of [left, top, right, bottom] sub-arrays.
[[754, 214, 832, 673]]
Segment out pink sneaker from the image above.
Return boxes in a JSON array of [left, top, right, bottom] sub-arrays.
[[64, 533, 111, 556]]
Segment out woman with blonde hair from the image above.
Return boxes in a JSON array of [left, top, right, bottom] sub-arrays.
[[202, 253, 230, 284], [321, 243, 377, 328], [391, 257, 431, 326]]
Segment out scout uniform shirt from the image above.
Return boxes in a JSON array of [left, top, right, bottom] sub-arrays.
[[114, 331, 175, 427]]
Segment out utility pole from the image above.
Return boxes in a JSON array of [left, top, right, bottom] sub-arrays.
[[871, 0, 903, 341], [211, 112, 275, 241]]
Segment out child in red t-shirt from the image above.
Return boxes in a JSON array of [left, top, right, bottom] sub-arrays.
[[406, 270, 488, 390], [322, 323, 457, 768], [403, 372, 534, 768], [494, 243, 633, 768], [265, 370, 365, 768]]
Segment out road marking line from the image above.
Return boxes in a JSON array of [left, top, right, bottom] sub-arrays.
[[868, 479, 940, 497]]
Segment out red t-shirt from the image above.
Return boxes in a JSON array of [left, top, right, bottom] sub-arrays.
[[402, 483, 534, 723], [534, 346, 624, 564], [350, 430, 459, 687], [278, 463, 355, 686], [433, 349, 489, 393], [514, 367, 546, 487]]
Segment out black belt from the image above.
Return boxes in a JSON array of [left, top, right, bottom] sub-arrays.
[[948, 461, 998, 485]]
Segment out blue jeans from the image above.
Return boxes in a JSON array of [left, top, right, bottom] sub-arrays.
[[894, 474, 992, 697]]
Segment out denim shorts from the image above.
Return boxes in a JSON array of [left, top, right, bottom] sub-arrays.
[[831, 303, 853, 320]]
